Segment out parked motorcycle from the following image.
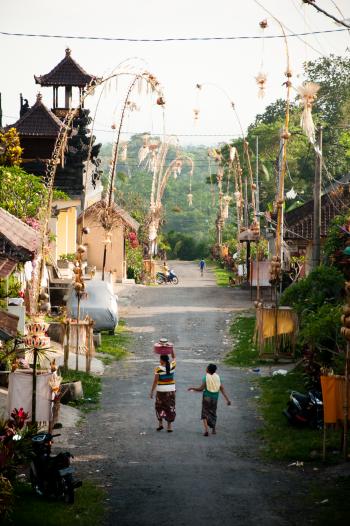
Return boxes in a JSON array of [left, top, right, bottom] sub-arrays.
[[156, 269, 179, 285], [283, 390, 323, 429], [30, 432, 82, 503]]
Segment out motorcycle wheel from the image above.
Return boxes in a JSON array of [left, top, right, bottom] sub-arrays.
[[30, 466, 44, 497], [171, 276, 179, 285], [156, 274, 164, 285], [63, 474, 75, 504]]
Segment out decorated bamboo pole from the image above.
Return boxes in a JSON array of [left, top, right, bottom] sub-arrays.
[[266, 20, 291, 360], [344, 342, 349, 459], [37, 66, 165, 308], [102, 77, 138, 280], [31, 348, 38, 424], [341, 282, 350, 459]]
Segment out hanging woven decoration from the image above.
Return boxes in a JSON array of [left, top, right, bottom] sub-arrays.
[[255, 72, 267, 99], [187, 193, 193, 206], [222, 195, 232, 219], [120, 142, 128, 162], [229, 146, 237, 162], [255, 19, 268, 99], [149, 222, 157, 242], [297, 82, 320, 144], [173, 159, 183, 179]]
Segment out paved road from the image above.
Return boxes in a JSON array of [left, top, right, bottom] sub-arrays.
[[67, 261, 306, 525]]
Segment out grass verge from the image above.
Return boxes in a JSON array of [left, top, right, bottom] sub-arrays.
[[61, 370, 101, 413], [212, 265, 235, 287], [306, 476, 350, 524], [5, 480, 105, 526], [225, 314, 265, 367], [98, 319, 131, 361], [258, 368, 342, 461]]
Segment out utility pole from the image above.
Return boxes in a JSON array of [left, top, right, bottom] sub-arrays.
[[312, 124, 323, 269]]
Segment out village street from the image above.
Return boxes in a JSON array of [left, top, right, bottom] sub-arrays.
[[64, 262, 308, 526]]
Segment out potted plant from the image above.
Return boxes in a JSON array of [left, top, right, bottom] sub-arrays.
[[57, 253, 76, 269]]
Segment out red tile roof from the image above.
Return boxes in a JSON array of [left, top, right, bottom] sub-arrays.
[[9, 94, 63, 137], [0, 207, 40, 253], [34, 48, 99, 87]]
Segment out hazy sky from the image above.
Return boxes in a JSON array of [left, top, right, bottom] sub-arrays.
[[1, 0, 350, 147]]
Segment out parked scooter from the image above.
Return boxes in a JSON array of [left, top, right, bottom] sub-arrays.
[[283, 390, 323, 429], [30, 432, 82, 503], [156, 269, 179, 285]]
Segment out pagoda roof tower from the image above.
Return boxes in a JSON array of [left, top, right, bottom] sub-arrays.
[[11, 93, 63, 137], [34, 48, 99, 88]]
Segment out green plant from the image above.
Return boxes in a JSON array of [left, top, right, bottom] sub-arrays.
[[0, 475, 14, 522], [58, 253, 76, 262], [0, 275, 21, 300], [4, 480, 105, 526], [258, 368, 342, 461], [280, 265, 344, 317], [60, 370, 101, 412], [0, 166, 68, 220], [125, 240, 143, 283], [99, 321, 130, 360], [225, 314, 263, 367]]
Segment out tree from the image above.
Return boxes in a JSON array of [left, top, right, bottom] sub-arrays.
[[0, 128, 22, 166], [0, 166, 67, 220], [303, 54, 350, 176]]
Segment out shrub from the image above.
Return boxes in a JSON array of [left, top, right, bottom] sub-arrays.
[[280, 265, 344, 317], [0, 475, 14, 521]]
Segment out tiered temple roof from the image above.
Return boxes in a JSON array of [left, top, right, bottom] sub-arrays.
[[9, 93, 63, 137], [34, 48, 99, 87]]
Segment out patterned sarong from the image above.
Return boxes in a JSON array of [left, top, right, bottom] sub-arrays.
[[155, 391, 176, 422], [201, 396, 218, 429]]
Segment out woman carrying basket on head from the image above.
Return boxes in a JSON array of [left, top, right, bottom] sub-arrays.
[[150, 349, 176, 432]]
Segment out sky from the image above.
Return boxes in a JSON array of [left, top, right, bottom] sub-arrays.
[[1, 0, 350, 147]]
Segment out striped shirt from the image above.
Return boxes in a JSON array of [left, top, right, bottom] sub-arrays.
[[155, 360, 176, 392]]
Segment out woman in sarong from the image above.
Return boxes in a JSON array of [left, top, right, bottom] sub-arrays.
[[188, 363, 231, 436], [150, 351, 176, 432]]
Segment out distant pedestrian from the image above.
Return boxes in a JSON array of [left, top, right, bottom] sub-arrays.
[[188, 364, 231, 436], [150, 350, 176, 432], [199, 258, 205, 276]]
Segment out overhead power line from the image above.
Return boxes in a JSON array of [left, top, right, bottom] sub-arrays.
[[0, 28, 347, 42]]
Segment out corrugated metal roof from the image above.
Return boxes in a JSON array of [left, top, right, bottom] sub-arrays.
[[34, 48, 98, 87], [0, 208, 40, 253]]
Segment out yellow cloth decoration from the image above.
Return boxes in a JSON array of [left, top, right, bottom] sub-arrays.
[[321, 375, 350, 424], [206, 373, 221, 393]]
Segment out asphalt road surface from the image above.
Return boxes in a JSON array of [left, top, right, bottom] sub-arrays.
[[67, 261, 307, 526]]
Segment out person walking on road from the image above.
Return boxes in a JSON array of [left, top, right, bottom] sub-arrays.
[[188, 363, 231, 436], [199, 258, 205, 276], [150, 350, 176, 432]]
